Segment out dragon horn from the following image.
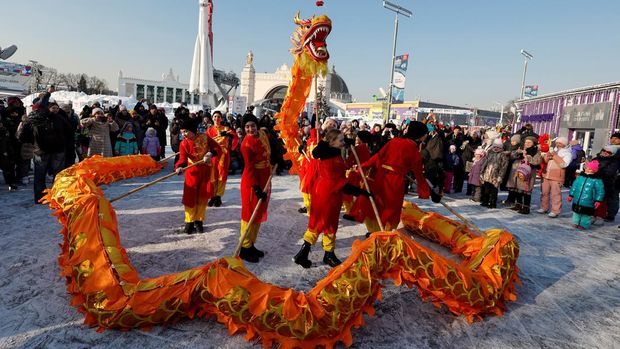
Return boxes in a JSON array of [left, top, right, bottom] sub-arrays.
[[293, 11, 302, 25]]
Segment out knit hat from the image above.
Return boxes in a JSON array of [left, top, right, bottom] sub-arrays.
[[449, 144, 457, 152], [91, 107, 104, 115], [554, 136, 568, 146], [474, 147, 484, 156], [356, 130, 372, 144], [516, 162, 531, 179], [241, 113, 258, 128], [510, 134, 521, 143], [406, 121, 428, 141], [611, 132, 620, 140], [525, 135, 538, 145], [585, 160, 599, 173], [180, 119, 198, 134], [603, 144, 619, 155]]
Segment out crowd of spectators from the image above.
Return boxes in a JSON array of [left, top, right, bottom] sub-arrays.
[[1, 90, 619, 228]]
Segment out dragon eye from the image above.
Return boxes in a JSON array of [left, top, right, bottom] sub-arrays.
[[306, 25, 310, 29]]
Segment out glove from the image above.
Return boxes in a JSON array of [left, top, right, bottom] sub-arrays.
[[253, 185, 267, 200], [567, 196, 573, 202], [175, 167, 184, 176], [344, 137, 355, 146], [220, 131, 228, 137], [298, 144, 306, 153], [361, 190, 372, 198], [430, 189, 442, 203], [203, 152, 213, 163], [594, 202, 601, 209]]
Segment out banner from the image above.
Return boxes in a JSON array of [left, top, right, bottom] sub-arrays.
[[524, 85, 538, 97], [392, 54, 409, 104]]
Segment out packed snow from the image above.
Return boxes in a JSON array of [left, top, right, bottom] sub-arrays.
[[0, 158, 618, 348]]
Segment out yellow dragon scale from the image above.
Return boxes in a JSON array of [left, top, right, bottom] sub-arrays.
[[44, 155, 519, 349]]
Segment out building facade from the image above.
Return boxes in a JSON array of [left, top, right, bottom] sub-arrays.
[[239, 51, 352, 112], [515, 81, 620, 156], [117, 68, 204, 105]]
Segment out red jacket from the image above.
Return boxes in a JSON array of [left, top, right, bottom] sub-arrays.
[[307, 142, 348, 235], [343, 143, 371, 203], [350, 138, 430, 228], [300, 128, 320, 195], [206, 125, 239, 182], [174, 134, 221, 207], [240, 130, 272, 223]]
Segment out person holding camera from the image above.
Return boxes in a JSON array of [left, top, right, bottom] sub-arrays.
[[537, 137, 572, 217], [206, 111, 239, 207], [80, 108, 119, 158]]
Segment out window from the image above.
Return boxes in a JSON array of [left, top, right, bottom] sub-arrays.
[[185, 91, 191, 103], [176, 89, 183, 102], [193, 94, 200, 105], [166, 88, 174, 103], [146, 85, 154, 101], [156, 86, 164, 103], [137, 84, 145, 99]]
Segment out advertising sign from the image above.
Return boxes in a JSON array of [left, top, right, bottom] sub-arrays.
[[392, 54, 409, 104]]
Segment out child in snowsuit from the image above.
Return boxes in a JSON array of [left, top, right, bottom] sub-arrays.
[[142, 127, 161, 161], [568, 160, 605, 229], [468, 147, 485, 202], [114, 123, 138, 156]]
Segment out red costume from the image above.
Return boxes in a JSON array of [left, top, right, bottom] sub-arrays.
[[175, 133, 221, 208], [240, 129, 272, 225], [350, 137, 430, 231], [342, 143, 371, 208], [206, 124, 239, 197]]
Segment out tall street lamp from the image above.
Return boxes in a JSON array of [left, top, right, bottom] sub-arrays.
[[520, 49, 533, 100], [494, 101, 504, 125], [383, 0, 412, 125]]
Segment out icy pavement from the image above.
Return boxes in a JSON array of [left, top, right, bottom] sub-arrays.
[[0, 163, 618, 349]]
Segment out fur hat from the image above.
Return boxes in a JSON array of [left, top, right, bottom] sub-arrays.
[[474, 147, 484, 156], [241, 113, 258, 128], [406, 121, 428, 141], [510, 134, 521, 143], [492, 137, 503, 147], [585, 160, 599, 173], [553, 136, 568, 146], [146, 127, 157, 137], [603, 144, 619, 155], [179, 120, 198, 134]]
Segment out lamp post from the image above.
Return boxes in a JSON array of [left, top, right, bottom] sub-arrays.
[[520, 49, 533, 100], [494, 101, 504, 125], [382, 0, 412, 125]]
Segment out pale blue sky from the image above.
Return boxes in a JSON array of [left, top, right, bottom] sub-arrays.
[[3, 0, 619, 109]]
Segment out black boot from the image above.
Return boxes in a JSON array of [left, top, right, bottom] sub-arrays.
[[239, 246, 259, 263], [213, 196, 222, 207], [519, 205, 530, 214], [183, 222, 196, 235], [293, 241, 312, 268], [249, 244, 265, 258], [342, 213, 355, 221], [194, 221, 204, 233], [207, 197, 215, 207], [298, 207, 307, 214], [510, 203, 522, 211], [323, 251, 342, 267]]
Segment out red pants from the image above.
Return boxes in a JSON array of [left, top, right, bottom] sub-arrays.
[[443, 171, 454, 194]]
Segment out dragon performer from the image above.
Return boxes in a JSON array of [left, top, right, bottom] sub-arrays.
[[274, 12, 332, 176]]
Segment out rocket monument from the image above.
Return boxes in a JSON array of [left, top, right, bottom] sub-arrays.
[[189, 0, 217, 106]]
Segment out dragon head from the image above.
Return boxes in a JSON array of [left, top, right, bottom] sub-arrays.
[[290, 12, 332, 75]]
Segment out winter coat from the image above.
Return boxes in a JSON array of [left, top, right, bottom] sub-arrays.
[[16, 109, 72, 156], [421, 133, 444, 171], [142, 134, 161, 157], [593, 155, 618, 198], [80, 117, 119, 158], [507, 145, 542, 194], [468, 157, 485, 186], [569, 173, 604, 215], [169, 117, 184, 152], [542, 147, 572, 182], [444, 153, 461, 172], [480, 145, 509, 187], [114, 132, 138, 156]]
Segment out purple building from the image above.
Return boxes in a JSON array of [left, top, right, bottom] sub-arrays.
[[515, 81, 620, 155]]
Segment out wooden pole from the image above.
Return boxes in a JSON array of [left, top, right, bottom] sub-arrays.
[[349, 146, 385, 231], [158, 152, 179, 163], [406, 175, 483, 235], [234, 164, 278, 257], [109, 159, 206, 203]]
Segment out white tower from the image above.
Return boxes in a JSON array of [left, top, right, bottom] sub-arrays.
[[240, 51, 256, 105], [189, 0, 216, 106]]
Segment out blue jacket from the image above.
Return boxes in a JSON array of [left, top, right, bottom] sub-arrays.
[[114, 132, 138, 156], [569, 173, 604, 208]]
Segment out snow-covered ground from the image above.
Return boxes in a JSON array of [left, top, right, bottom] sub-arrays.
[[0, 162, 618, 349]]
